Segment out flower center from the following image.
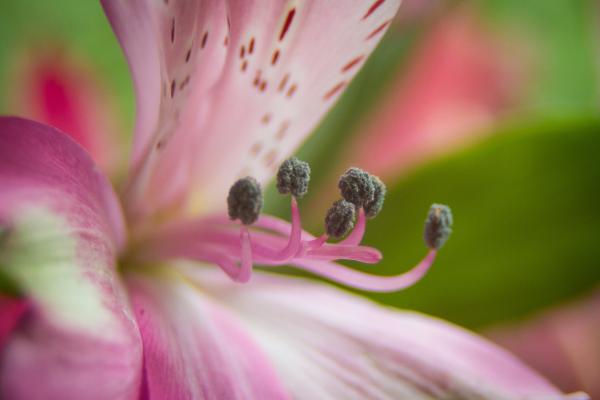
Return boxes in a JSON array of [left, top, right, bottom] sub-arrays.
[[131, 158, 453, 292]]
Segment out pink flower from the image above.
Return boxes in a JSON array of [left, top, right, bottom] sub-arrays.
[[0, 1, 586, 399], [344, 8, 524, 181], [7, 47, 122, 174]]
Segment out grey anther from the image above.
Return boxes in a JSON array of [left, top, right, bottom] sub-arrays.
[[227, 177, 263, 225], [338, 167, 375, 208], [276, 157, 311, 198], [363, 175, 386, 219], [424, 204, 453, 250], [325, 199, 356, 239]]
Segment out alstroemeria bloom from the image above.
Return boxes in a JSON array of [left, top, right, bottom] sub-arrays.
[[0, 1, 587, 399]]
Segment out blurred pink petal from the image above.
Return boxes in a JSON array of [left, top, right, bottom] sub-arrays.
[[128, 272, 289, 400], [102, 0, 402, 220], [178, 268, 582, 399], [0, 296, 27, 349], [345, 10, 523, 180], [0, 117, 141, 399], [489, 290, 600, 399], [9, 49, 122, 174]]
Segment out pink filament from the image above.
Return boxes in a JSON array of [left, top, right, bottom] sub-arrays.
[[290, 250, 437, 292], [140, 199, 435, 292], [272, 197, 302, 261], [341, 208, 366, 246], [237, 228, 253, 283]]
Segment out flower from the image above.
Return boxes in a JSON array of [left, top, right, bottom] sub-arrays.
[[0, 1, 587, 399], [8, 46, 121, 174]]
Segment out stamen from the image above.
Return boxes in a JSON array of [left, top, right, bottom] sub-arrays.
[[270, 196, 302, 261], [290, 250, 437, 292], [325, 199, 356, 238], [227, 177, 263, 225], [138, 166, 451, 293], [424, 204, 453, 250], [307, 243, 381, 264], [363, 175, 386, 218], [271, 157, 311, 260], [340, 207, 366, 246], [338, 167, 374, 207], [237, 228, 253, 282], [276, 157, 311, 198]]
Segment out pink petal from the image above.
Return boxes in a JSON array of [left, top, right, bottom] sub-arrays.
[[0, 296, 28, 349], [182, 268, 585, 399], [0, 117, 142, 399], [127, 272, 289, 400], [489, 291, 600, 399], [9, 47, 123, 175], [101, 0, 402, 220]]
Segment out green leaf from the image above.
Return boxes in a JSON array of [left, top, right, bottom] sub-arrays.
[[360, 118, 600, 329]]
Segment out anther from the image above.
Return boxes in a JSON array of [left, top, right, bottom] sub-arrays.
[[227, 177, 263, 225], [325, 199, 356, 238], [338, 167, 375, 207], [363, 175, 386, 218], [276, 157, 311, 198], [424, 204, 453, 250]]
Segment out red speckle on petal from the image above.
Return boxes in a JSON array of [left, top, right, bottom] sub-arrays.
[[323, 81, 346, 100], [362, 0, 386, 20], [286, 83, 297, 98], [261, 113, 272, 124], [170, 19, 175, 43], [366, 20, 391, 40], [263, 149, 278, 167], [279, 8, 296, 41], [249, 37, 255, 54], [201, 31, 209, 48], [271, 49, 280, 65], [179, 76, 190, 90], [253, 70, 262, 87], [185, 48, 192, 63], [240, 46, 246, 59], [342, 56, 365, 73], [170, 80, 176, 98], [275, 120, 290, 141], [278, 73, 290, 92], [250, 142, 263, 156], [259, 81, 267, 92], [241, 60, 248, 72]]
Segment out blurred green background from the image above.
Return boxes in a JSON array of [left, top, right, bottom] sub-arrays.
[[1, 0, 599, 394]]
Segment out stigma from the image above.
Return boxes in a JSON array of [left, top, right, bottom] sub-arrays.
[[141, 160, 453, 292]]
